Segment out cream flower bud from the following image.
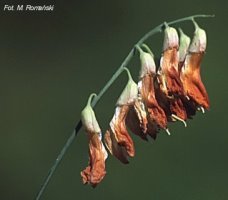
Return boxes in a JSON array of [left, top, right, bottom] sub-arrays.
[[163, 26, 179, 51], [81, 103, 101, 134], [189, 24, 207, 53], [139, 51, 156, 78], [179, 28, 191, 62], [117, 78, 138, 106]]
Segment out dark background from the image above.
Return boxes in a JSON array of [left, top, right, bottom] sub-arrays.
[[0, 0, 227, 199]]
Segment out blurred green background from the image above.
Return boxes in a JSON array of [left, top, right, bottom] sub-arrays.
[[0, 0, 227, 199]]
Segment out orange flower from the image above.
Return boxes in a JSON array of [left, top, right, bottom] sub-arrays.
[[105, 75, 137, 163], [180, 22, 210, 116], [155, 26, 187, 123], [81, 95, 108, 187], [126, 49, 168, 140]]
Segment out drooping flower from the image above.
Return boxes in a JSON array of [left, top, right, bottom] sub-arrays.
[[81, 94, 108, 187], [155, 25, 187, 124], [126, 47, 168, 140], [104, 72, 137, 163], [178, 28, 191, 71], [180, 21, 210, 116]]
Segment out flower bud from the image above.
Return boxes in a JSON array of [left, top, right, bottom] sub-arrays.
[[117, 78, 138, 106], [139, 51, 156, 78], [188, 23, 207, 53], [81, 104, 101, 134], [163, 26, 179, 51], [179, 28, 191, 62]]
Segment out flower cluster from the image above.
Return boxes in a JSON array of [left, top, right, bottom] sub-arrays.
[[80, 21, 209, 187]]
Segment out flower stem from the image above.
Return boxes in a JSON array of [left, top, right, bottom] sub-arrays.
[[86, 93, 97, 107], [141, 43, 154, 57], [35, 14, 214, 200], [123, 67, 133, 81]]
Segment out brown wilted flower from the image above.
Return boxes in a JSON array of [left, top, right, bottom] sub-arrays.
[[104, 73, 137, 163], [126, 47, 168, 140], [180, 21, 210, 116], [155, 25, 187, 125], [81, 94, 108, 187]]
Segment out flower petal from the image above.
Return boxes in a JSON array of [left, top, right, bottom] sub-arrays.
[[181, 53, 209, 109], [170, 98, 187, 120], [104, 129, 129, 164], [126, 103, 148, 141], [110, 106, 135, 157], [140, 74, 167, 129], [81, 132, 107, 187], [161, 49, 183, 95]]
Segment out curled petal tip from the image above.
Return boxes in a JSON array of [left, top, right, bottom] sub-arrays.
[[165, 128, 171, 136], [171, 114, 187, 127], [197, 106, 205, 114]]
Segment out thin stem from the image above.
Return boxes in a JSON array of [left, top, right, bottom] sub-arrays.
[[192, 18, 200, 29], [123, 67, 133, 81], [141, 43, 154, 57], [35, 14, 213, 200], [135, 44, 144, 55], [178, 27, 184, 35], [86, 93, 97, 107]]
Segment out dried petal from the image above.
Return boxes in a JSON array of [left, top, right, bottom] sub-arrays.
[[160, 49, 182, 95], [110, 106, 135, 156], [170, 98, 187, 120], [139, 75, 167, 129], [181, 53, 209, 110], [104, 129, 129, 164], [81, 132, 108, 187], [105, 105, 135, 163], [126, 102, 148, 141]]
